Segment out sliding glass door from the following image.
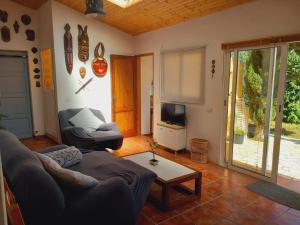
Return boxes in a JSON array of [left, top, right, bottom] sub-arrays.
[[224, 44, 288, 181], [276, 42, 300, 191]]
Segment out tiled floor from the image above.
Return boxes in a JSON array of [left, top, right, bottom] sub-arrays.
[[21, 135, 300, 225]]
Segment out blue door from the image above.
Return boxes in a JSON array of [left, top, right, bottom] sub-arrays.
[[0, 51, 33, 138]]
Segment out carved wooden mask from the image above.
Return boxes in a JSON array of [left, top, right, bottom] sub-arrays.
[[78, 25, 89, 62], [64, 23, 73, 74]]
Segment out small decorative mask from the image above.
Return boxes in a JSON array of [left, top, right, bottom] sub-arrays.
[[79, 67, 86, 79]]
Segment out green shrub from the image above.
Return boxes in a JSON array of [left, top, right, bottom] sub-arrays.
[[283, 49, 300, 124]]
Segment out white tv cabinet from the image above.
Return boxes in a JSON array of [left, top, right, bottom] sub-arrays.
[[156, 121, 186, 154]]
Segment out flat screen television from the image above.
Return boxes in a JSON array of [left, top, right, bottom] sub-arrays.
[[161, 103, 185, 126]]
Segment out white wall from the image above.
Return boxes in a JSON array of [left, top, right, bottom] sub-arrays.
[[0, 0, 45, 136], [37, 1, 59, 140], [51, 1, 135, 122], [134, 0, 300, 164], [140, 55, 153, 134]]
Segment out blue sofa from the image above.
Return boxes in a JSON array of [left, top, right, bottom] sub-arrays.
[[0, 130, 156, 225], [58, 108, 123, 150]]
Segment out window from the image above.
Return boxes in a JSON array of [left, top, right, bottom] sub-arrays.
[[161, 47, 205, 104]]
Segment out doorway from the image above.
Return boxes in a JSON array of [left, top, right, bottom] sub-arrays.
[[224, 44, 284, 182], [135, 53, 154, 136], [111, 55, 137, 137], [0, 51, 33, 138], [277, 42, 300, 191], [111, 54, 154, 138], [224, 42, 300, 186]]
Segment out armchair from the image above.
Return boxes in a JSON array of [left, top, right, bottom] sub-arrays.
[[58, 108, 123, 150]]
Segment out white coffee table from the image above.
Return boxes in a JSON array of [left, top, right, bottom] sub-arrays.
[[124, 152, 201, 211]]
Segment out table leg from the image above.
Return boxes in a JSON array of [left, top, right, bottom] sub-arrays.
[[162, 184, 170, 211], [195, 174, 201, 198]]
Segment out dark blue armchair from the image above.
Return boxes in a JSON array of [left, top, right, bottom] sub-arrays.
[[58, 108, 123, 150]]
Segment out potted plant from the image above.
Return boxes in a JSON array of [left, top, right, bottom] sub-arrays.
[[147, 138, 159, 166], [0, 114, 7, 129], [234, 128, 245, 144], [247, 123, 256, 138]]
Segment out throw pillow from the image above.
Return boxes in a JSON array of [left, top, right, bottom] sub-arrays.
[[68, 108, 104, 132], [45, 146, 82, 168], [36, 153, 98, 189]]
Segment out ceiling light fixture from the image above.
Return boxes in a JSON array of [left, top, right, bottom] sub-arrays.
[[85, 0, 105, 17], [107, 0, 142, 8]]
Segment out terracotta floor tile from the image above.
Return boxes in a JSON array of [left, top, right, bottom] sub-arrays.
[[158, 215, 194, 225], [137, 214, 155, 225], [182, 206, 223, 225], [141, 203, 179, 223], [243, 198, 289, 220], [214, 219, 239, 225], [206, 196, 241, 218], [227, 210, 266, 225]]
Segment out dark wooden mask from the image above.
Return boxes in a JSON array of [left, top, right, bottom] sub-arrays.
[[78, 25, 89, 62], [64, 23, 73, 74]]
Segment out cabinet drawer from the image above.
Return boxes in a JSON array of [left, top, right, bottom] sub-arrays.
[[156, 125, 186, 150]]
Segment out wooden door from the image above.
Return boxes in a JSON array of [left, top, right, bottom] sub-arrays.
[[111, 55, 137, 137], [0, 51, 33, 138]]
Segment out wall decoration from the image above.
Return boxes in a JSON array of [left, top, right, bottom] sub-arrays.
[[92, 42, 108, 77], [211, 59, 216, 78], [36, 81, 41, 87], [21, 15, 31, 25], [25, 29, 35, 41], [79, 67, 86, 78], [64, 23, 73, 74], [77, 25, 89, 62], [0, 10, 8, 23], [31, 47, 38, 54], [13, 21, 19, 33], [33, 58, 38, 64], [75, 77, 93, 94], [1, 26, 10, 42], [41, 48, 54, 90], [33, 68, 40, 73], [34, 74, 40, 79]]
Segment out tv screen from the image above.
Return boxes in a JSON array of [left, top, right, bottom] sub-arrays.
[[161, 103, 185, 126]]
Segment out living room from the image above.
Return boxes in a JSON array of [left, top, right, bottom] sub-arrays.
[[0, 0, 300, 225]]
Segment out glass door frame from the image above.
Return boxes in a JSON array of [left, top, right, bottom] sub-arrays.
[[221, 43, 289, 183]]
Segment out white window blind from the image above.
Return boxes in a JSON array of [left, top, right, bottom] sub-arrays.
[[161, 47, 205, 104]]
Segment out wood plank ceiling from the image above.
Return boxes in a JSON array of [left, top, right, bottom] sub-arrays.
[[10, 0, 254, 35]]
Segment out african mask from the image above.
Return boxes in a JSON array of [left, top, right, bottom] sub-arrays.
[[78, 25, 89, 62]]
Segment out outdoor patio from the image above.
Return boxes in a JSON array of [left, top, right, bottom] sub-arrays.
[[232, 135, 300, 180]]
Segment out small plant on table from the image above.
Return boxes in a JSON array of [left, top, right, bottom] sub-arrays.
[[147, 139, 159, 166]]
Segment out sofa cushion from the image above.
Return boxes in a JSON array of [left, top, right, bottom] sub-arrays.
[[68, 108, 104, 132], [45, 146, 82, 168], [36, 153, 98, 189]]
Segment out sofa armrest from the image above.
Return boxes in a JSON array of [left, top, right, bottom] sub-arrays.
[[63, 177, 135, 225], [38, 144, 69, 154], [97, 122, 121, 133]]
